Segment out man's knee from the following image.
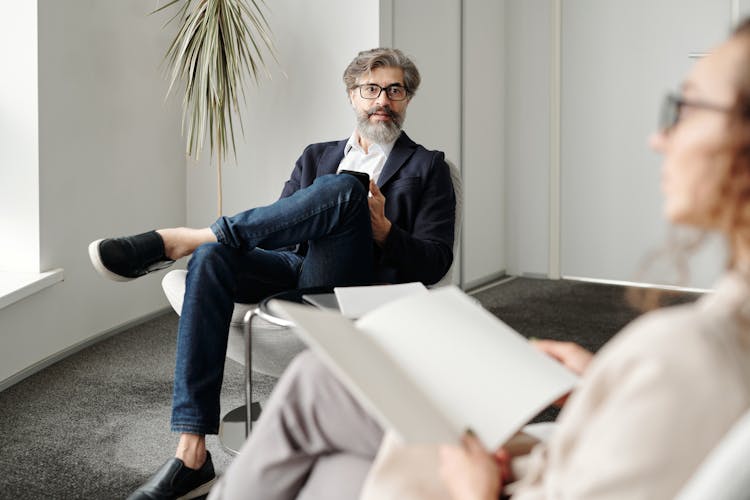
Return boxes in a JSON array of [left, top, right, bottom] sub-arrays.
[[188, 242, 233, 269], [314, 173, 368, 200]]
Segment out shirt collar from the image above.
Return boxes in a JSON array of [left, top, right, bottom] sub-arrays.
[[343, 129, 397, 158]]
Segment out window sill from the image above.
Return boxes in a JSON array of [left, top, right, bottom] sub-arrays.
[[0, 268, 64, 310]]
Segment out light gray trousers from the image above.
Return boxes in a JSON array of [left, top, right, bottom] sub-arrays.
[[208, 350, 384, 500]]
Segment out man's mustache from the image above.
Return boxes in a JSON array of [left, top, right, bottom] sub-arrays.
[[367, 106, 399, 120]]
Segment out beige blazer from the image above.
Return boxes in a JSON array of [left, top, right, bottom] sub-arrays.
[[361, 272, 750, 500]]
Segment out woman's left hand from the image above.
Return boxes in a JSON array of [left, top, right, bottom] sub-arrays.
[[439, 431, 505, 500]]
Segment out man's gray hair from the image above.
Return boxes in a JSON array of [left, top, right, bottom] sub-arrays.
[[343, 48, 421, 96]]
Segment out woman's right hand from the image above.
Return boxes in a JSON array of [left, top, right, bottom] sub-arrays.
[[439, 431, 504, 500]]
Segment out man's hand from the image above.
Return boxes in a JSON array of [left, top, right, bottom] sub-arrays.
[[368, 181, 392, 245], [439, 431, 505, 500]]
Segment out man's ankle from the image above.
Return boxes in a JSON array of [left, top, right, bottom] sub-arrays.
[[175, 433, 207, 470], [157, 227, 216, 260]]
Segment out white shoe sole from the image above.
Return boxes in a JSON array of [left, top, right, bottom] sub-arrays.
[[88, 238, 135, 282]]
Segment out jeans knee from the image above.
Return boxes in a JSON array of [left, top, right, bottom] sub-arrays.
[[317, 173, 368, 200], [187, 242, 238, 278]]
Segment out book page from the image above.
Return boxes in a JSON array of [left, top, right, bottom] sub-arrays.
[[273, 301, 459, 443], [334, 282, 427, 319], [274, 286, 578, 449], [355, 286, 578, 448]]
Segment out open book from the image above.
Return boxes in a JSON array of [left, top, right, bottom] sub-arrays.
[[272, 286, 578, 449]]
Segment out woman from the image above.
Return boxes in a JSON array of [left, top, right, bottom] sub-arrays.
[[209, 22, 750, 500], [440, 21, 750, 500]]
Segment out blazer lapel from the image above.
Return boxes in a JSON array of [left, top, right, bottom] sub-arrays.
[[377, 131, 417, 187], [316, 139, 347, 176]]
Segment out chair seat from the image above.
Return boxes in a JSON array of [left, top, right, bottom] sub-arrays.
[[162, 270, 306, 377]]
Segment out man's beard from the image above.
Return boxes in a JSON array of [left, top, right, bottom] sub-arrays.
[[356, 105, 405, 145]]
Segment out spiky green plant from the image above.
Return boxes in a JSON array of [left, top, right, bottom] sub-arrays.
[[155, 0, 277, 215]]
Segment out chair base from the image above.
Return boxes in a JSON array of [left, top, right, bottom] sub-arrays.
[[218, 402, 262, 456]]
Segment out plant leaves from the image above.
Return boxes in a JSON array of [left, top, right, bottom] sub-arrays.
[[156, 0, 278, 161]]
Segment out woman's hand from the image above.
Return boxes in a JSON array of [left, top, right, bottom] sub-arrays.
[[531, 339, 593, 407], [531, 339, 593, 375], [439, 431, 506, 500]]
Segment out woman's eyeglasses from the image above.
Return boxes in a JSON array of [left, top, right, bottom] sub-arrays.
[[659, 93, 734, 131]]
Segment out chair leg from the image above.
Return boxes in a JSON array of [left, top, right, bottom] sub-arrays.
[[218, 308, 263, 456], [245, 309, 253, 435]]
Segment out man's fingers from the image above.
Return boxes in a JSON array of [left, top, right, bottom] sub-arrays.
[[369, 180, 382, 197]]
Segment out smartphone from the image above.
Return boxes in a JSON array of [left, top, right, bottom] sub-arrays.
[[338, 170, 370, 191]]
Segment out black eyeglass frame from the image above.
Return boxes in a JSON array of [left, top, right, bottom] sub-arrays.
[[354, 83, 410, 101], [659, 93, 736, 131]]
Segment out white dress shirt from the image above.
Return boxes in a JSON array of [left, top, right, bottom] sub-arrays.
[[336, 130, 397, 186]]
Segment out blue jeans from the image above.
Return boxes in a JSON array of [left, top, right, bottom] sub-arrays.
[[171, 174, 375, 434]]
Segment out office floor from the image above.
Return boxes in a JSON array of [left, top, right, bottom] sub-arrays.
[[0, 313, 275, 499], [0, 277, 699, 499]]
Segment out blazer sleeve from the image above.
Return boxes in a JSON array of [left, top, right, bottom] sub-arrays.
[[380, 152, 456, 285], [279, 147, 309, 199]]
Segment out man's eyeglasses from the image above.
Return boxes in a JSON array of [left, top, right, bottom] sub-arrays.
[[659, 93, 734, 131], [355, 84, 409, 101]]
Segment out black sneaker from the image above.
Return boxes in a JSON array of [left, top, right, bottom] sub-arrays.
[[126, 451, 216, 500], [88, 230, 174, 281]]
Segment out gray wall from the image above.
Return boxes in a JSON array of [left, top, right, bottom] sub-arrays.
[[559, 0, 731, 288], [382, 0, 507, 288], [463, 0, 506, 287], [0, 0, 185, 387], [504, 0, 552, 278], [504, 0, 744, 289]]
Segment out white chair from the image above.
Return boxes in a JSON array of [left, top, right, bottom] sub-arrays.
[[162, 272, 300, 378], [161, 161, 463, 453], [434, 160, 463, 287], [676, 408, 750, 500]]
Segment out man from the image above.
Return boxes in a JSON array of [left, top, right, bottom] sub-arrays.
[[89, 47, 456, 500]]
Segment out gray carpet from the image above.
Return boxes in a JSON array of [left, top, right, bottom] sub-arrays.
[[0, 277, 700, 499], [473, 277, 698, 422], [0, 312, 276, 500]]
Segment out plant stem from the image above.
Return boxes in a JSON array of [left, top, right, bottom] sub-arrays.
[[217, 137, 223, 217]]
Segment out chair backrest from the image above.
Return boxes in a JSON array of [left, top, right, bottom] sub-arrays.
[[433, 159, 463, 288], [676, 408, 750, 500]]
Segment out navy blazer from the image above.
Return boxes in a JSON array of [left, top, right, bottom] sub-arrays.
[[279, 132, 456, 286]]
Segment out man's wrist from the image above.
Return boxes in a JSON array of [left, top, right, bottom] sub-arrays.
[[375, 220, 392, 246]]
